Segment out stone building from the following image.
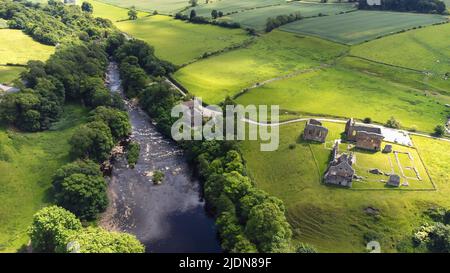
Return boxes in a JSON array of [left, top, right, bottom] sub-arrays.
[[345, 118, 384, 151], [387, 174, 401, 187], [303, 119, 328, 143], [324, 141, 356, 188]]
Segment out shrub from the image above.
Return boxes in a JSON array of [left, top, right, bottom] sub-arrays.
[[127, 141, 140, 168], [385, 116, 400, 129], [153, 170, 165, 185]]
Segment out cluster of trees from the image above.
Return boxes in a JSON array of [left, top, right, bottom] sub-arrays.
[[0, 42, 121, 131], [184, 138, 292, 253], [0, 0, 113, 45], [358, 0, 447, 14], [70, 106, 131, 163], [52, 160, 108, 220], [174, 10, 241, 29], [28, 206, 144, 253], [413, 207, 450, 252], [266, 13, 302, 32]]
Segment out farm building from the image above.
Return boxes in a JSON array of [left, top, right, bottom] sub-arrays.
[[345, 118, 384, 151], [324, 141, 356, 188], [387, 174, 401, 187], [303, 119, 328, 143]]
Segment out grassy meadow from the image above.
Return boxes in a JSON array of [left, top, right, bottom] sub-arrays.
[[280, 10, 447, 45], [115, 15, 250, 65], [173, 30, 348, 103], [0, 105, 89, 252], [351, 22, 450, 77], [219, 2, 356, 32], [0, 29, 54, 65], [235, 57, 449, 133], [241, 121, 450, 252], [95, 0, 190, 14]]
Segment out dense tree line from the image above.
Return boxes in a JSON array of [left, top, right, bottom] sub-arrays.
[[0, 42, 120, 131], [174, 11, 241, 29], [265, 13, 302, 32], [358, 0, 447, 14], [28, 206, 144, 253], [0, 0, 113, 45]]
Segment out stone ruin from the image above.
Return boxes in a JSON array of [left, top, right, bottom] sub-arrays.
[[345, 118, 384, 151], [303, 119, 328, 143], [324, 141, 356, 188]]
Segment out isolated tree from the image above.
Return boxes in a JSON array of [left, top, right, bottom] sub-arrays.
[[434, 125, 446, 137], [386, 116, 400, 129], [28, 206, 82, 253], [189, 0, 198, 7], [211, 9, 218, 19], [81, 2, 93, 13], [190, 9, 197, 20], [128, 6, 138, 20]]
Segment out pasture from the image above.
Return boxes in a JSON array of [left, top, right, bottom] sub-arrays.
[[0, 29, 54, 65], [220, 2, 356, 31], [0, 66, 26, 84], [173, 30, 348, 103], [184, 0, 286, 18], [240, 121, 450, 252], [115, 15, 250, 65], [279, 10, 447, 45], [235, 59, 449, 133], [95, 0, 189, 14], [351, 22, 450, 77], [0, 105, 89, 252], [88, 0, 149, 22]]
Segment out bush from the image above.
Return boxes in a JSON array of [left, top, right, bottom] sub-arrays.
[[385, 116, 400, 129], [434, 125, 446, 137], [153, 170, 165, 185], [127, 141, 140, 167], [296, 243, 317, 253], [363, 117, 372, 124]]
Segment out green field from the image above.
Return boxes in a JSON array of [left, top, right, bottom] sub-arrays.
[[96, 0, 189, 14], [88, 0, 149, 21], [0, 66, 26, 85], [0, 18, 7, 28], [219, 2, 356, 31], [235, 58, 448, 133], [280, 10, 447, 45], [173, 30, 348, 103], [0, 105, 89, 252], [351, 22, 450, 77], [115, 15, 250, 65], [241, 121, 450, 252], [185, 0, 286, 17], [0, 29, 54, 65]]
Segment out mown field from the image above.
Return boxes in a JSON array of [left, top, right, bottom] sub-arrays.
[[220, 2, 356, 31], [235, 57, 448, 133], [184, 0, 286, 17], [87, 0, 149, 22], [0, 66, 26, 85], [0, 29, 54, 65], [280, 10, 447, 45], [241, 121, 450, 252], [0, 106, 89, 252], [115, 15, 250, 65], [96, 0, 189, 14], [351, 22, 450, 77], [173, 30, 348, 103]]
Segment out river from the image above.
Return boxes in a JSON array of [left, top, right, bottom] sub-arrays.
[[100, 62, 221, 253]]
